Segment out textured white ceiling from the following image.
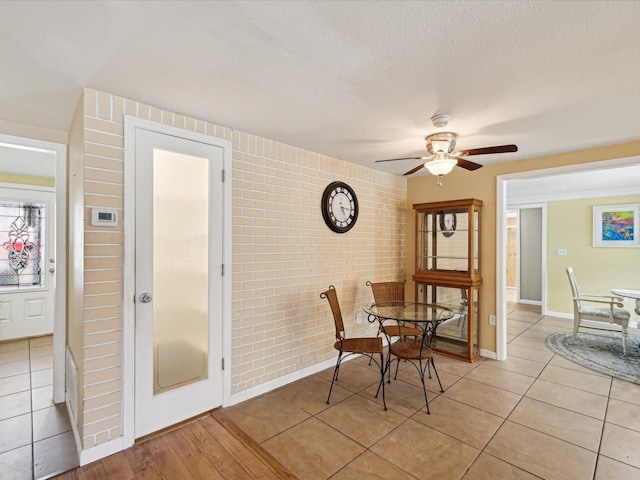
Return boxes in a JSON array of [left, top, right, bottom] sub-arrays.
[[1, 1, 639, 176]]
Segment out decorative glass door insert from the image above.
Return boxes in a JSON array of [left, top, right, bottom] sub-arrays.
[[0, 201, 46, 290]]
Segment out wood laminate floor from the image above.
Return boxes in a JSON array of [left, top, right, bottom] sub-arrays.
[[53, 410, 296, 480]]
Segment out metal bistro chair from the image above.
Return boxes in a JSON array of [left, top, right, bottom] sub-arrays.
[[366, 281, 422, 339], [566, 266, 631, 354], [366, 281, 422, 379], [320, 285, 387, 410], [386, 304, 449, 414]]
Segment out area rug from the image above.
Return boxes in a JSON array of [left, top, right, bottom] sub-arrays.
[[545, 332, 640, 384]]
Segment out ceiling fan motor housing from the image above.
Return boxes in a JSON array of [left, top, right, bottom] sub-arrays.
[[425, 132, 457, 155]]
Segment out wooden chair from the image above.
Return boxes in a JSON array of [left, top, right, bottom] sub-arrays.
[[366, 281, 421, 338], [320, 285, 387, 409], [566, 266, 631, 354]]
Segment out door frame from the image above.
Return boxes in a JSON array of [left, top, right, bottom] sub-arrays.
[[0, 133, 66, 403], [122, 117, 232, 448], [496, 155, 640, 361], [506, 204, 546, 307]]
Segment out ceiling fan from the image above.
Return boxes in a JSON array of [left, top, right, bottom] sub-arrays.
[[375, 123, 518, 185]]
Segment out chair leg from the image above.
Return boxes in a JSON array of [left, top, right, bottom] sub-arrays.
[[570, 319, 580, 345], [369, 326, 383, 366], [622, 326, 629, 355], [393, 356, 401, 381], [326, 352, 342, 404], [379, 352, 387, 410], [418, 368, 430, 414], [430, 357, 444, 393], [374, 354, 388, 410]]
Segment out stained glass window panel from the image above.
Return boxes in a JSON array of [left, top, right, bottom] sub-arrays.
[[0, 201, 46, 290]]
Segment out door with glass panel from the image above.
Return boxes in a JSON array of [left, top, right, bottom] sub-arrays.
[[0, 188, 55, 341], [134, 128, 224, 438]]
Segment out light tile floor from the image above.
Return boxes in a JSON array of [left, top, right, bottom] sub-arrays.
[[0, 335, 78, 480], [222, 303, 640, 479]]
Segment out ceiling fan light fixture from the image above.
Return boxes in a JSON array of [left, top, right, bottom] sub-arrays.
[[424, 156, 457, 176]]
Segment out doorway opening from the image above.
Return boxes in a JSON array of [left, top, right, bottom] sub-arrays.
[[496, 156, 640, 361], [0, 134, 68, 479]]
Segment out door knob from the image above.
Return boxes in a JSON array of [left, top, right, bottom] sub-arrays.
[[139, 293, 153, 303]]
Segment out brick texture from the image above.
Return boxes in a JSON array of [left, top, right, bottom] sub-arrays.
[[78, 88, 406, 447]]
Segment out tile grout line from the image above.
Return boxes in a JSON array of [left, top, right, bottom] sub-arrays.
[[29, 338, 35, 480], [463, 312, 561, 477]]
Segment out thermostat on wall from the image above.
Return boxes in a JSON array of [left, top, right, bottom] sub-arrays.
[[91, 208, 118, 226]]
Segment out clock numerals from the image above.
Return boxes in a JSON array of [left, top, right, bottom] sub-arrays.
[[321, 182, 359, 233]]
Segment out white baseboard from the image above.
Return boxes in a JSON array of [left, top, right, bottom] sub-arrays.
[[518, 299, 541, 306], [228, 356, 340, 406], [479, 348, 497, 360], [65, 397, 81, 465], [68, 389, 127, 467], [227, 338, 392, 406], [79, 435, 127, 466], [544, 310, 572, 320]]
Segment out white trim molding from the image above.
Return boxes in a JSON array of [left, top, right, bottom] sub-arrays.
[[122, 116, 233, 449]]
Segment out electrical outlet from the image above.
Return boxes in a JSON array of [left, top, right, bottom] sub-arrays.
[[558, 248, 567, 256], [489, 314, 496, 326], [356, 312, 362, 324]]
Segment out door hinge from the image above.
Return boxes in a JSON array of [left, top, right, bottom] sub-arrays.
[[222, 169, 225, 182], [221, 264, 224, 276], [221, 358, 225, 370]]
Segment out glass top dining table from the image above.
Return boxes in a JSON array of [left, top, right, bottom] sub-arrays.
[[363, 301, 455, 328], [363, 301, 455, 414]]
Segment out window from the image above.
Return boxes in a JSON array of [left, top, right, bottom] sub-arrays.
[[0, 201, 46, 290]]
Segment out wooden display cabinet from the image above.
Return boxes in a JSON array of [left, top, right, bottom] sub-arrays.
[[412, 198, 482, 361]]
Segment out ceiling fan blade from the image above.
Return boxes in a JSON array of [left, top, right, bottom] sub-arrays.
[[452, 157, 483, 171], [403, 164, 425, 176], [457, 144, 518, 156], [375, 156, 429, 163]]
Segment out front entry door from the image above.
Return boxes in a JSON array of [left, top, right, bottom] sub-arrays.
[[134, 128, 224, 438], [0, 187, 55, 341]]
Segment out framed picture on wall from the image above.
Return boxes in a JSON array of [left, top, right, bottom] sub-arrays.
[[593, 204, 640, 247]]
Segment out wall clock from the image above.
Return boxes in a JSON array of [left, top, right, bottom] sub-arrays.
[[439, 212, 457, 237], [321, 181, 359, 233]]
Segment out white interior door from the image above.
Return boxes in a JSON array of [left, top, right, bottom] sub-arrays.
[[134, 128, 224, 438], [0, 187, 55, 341]]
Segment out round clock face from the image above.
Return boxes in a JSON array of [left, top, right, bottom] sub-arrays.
[[439, 212, 457, 237], [321, 181, 358, 233]]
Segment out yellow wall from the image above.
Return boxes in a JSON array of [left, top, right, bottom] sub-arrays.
[[407, 141, 640, 354], [547, 194, 640, 319], [0, 173, 54, 187]]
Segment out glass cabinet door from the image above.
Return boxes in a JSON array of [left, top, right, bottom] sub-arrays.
[[416, 283, 479, 359], [417, 208, 471, 274]]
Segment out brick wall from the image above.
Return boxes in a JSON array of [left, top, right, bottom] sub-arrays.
[[76, 88, 406, 447]]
